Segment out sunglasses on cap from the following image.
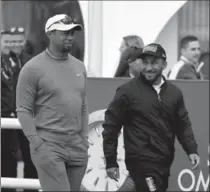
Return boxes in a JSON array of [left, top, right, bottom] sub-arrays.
[[10, 27, 25, 33], [47, 16, 75, 30]]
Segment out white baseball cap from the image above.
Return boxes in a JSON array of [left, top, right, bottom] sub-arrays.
[[45, 14, 83, 33]]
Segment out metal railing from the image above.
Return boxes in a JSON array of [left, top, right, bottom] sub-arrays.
[[1, 117, 21, 129], [1, 118, 41, 189], [1, 177, 41, 190]]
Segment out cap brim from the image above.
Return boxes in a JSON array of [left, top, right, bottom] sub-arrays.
[[140, 52, 165, 60], [46, 23, 83, 33]]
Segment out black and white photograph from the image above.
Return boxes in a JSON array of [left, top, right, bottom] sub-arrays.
[[1, 0, 209, 192]]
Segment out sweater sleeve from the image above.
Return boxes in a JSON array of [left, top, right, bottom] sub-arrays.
[[16, 64, 39, 141], [79, 71, 89, 141], [102, 87, 130, 169], [175, 90, 198, 155]]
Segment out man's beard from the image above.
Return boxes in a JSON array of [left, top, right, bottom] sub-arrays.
[[130, 68, 140, 77], [62, 46, 71, 53], [140, 70, 162, 84], [61, 42, 73, 53]]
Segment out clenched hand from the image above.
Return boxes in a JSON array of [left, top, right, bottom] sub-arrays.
[[106, 167, 120, 181], [189, 153, 200, 169]]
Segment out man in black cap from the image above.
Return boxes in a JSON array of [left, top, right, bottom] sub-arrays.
[[102, 43, 200, 192]]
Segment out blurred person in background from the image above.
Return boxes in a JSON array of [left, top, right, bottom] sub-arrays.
[[167, 35, 203, 80], [1, 29, 22, 192], [199, 51, 209, 80], [127, 48, 143, 78], [1, 27, 38, 192], [114, 35, 144, 77], [12, 28, 39, 192]]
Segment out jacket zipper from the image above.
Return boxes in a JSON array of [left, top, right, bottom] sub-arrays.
[[157, 93, 161, 102]]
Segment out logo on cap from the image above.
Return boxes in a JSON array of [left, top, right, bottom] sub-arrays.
[[143, 45, 158, 53]]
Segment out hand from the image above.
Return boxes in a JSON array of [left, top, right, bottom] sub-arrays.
[[106, 167, 120, 181], [189, 153, 200, 169], [28, 135, 45, 151], [83, 137, 89, 149], [12, 149, 23, 161]]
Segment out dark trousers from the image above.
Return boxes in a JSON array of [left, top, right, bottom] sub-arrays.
[[1, 113, 38, 192], [18, 130, 38, 178], [1, 130, 17, 192], [126, 160, 169, 192]]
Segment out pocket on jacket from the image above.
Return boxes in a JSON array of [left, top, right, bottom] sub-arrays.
[[149, 136, 167, 157]]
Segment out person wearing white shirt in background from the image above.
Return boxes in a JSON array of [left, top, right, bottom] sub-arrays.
[[167, 35, 203, 80]]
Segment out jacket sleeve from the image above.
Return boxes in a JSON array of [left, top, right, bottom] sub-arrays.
[[102, 87, 130, 169], [175, 91, 198, 155]]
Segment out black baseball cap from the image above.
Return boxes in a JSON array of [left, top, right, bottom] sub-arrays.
[[139, 43, 166, 60]]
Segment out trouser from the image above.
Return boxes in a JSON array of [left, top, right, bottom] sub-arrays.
[[126, 160, 169, 192], [1, 131, 17, 192], [1, 127, 18, 192], [18, 130, 38, 192], [30, 138, 88, 191]]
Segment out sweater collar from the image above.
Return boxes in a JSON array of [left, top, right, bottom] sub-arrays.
[[45, 48, 69, 60]]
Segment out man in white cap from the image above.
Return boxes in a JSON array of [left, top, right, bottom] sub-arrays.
[[16, 14, 89, 191]]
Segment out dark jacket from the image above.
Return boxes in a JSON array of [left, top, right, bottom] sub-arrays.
[[102, 75, 198, 171], [1, 49, 32, 116], [1, 52, 19, 116]]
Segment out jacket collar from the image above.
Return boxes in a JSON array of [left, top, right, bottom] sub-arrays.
[[180, 55, 197, 69], [180, 55, 190, 63], [138, 74, 167, 87]]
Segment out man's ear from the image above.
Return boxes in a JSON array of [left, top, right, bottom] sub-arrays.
[[163, 61, 167, 70], [46, 31, 53, 37], [180, 48, 185, 56]]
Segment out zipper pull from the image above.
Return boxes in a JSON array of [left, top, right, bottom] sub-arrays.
[[157, 94, 161, 102]]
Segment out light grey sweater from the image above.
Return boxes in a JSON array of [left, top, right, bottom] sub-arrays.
[[16, 49, 88, 144]]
